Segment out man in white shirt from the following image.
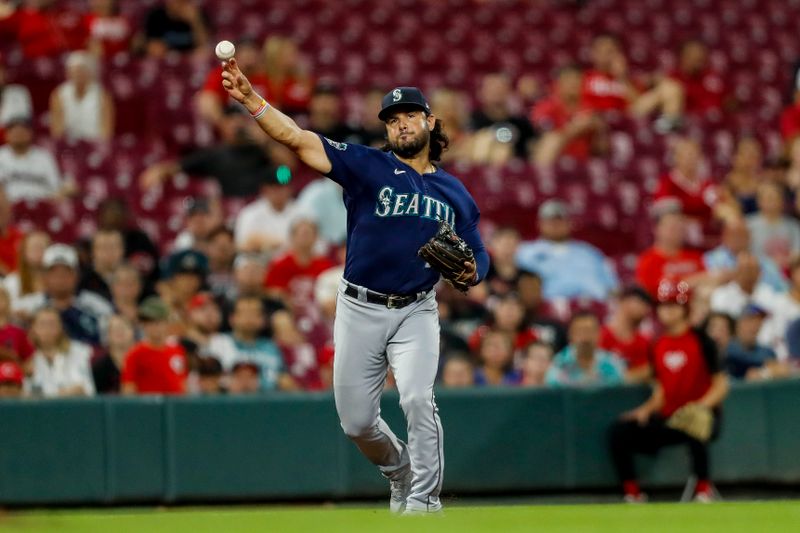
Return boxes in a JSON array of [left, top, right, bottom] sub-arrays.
[[0, 117, 64, 202], [234, 169, 301, 255], [709, 251, 779, 318], [758, 258, 800, 359], [295, 177, 347, 246]]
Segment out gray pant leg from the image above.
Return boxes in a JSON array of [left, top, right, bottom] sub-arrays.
[[333, 290, 409, 478], [386, 293, 444, 511]]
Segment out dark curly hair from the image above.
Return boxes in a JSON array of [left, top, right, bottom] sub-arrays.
[[381, 117, 450, 163]]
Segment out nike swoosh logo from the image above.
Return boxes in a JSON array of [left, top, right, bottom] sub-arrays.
[[394, 169, 406, 175]]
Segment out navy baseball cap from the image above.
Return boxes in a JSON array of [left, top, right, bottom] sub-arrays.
[[378, 87, 431, 121]]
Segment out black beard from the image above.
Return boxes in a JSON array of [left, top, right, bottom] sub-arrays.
[[388, 128, 430, 158]]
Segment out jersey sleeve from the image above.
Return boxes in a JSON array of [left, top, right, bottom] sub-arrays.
[[455, 196, 490, 283], [317, 134, 372, 193]]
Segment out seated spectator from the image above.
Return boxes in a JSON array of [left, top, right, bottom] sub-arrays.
[[725, 304, 788, 381], [515, 270, 567, 351], [308, 84, 366, 144], [609, 279, 728, 503], [3, 0, 90, 58], [0, 359, 23, 397], [3, 230, 49, 304], [516, 200, 620, 300], [139, 109, 279, 198], [257, 35, 313, 115], [264, 219, 335, 308], [0, 58, 33, 137], [121, 296, 187, 395], [0, 117, 69, 202], [0, 185, 22, 275], [97, 199, 161, 291], [780, 72, 800, 144], [725, 137, 765, 215], [429, 88, 473, 164], [704, 218, 787, 292], [758, 258, 800, 358], [172, 197, 222, 252], [546, 312, 626, 387], [654, 137, 738, 246], [531, 64, 606, 165], [228, 360, 261, 394], [474, 331, 521, 386], [520, 341, 553, 387], [158, 249, 208, 331], [271, 308, 324, 390], [49, 51, 114, 142], [27, 307, 95, 397], [600, 286, 653, 383], [109, 263, 142, 324], [746, 181, 800, 270], [234, 169, 301, 254], [205, 226, 236, 298], [86, 0, 133, 58], [16, 244, 113, 347], [485, 227, 521, 298], [0, 286, 33, 364], [668, 39, 728, 116], [196, 356, 224, 395], [710, 252, 778, 318], [468, 293, 537, 354], [91, 314, 135, 394], [142, 0, 209, 57], [440, 352, 475, 388], [80, 229, 125, 303], [295, 177, 347, 247], [207, 296, 298, 391], [181, 292, 221, 357], [704, 311, 735, 360], [635, 209, 709, 297], [469, 72, 537, 162], [582, 33, 684, 131]]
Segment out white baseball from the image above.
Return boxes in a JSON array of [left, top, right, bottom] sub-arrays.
[[215, 40, 235, 61]]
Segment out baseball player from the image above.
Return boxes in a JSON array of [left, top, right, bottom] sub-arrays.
[[609, 279, 729, 503], [221, 59, 489, 514]]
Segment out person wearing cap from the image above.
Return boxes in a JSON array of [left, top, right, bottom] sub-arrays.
[[121, 296, 187, 395], [196, 355, 225, 395], [181, 292, 222, 356], [515, 199, 620, 301], [228, 360, 261, 395], [610, 279, 729, 503], [49, 50, 114, 142], [172, 197, 223, 252], [160, 248, 209, 322], [27, 307, 95, 398], [724, 304, 788, 381], [0, 359, 23, 397], [709, 251, 779, 319], [0, 116, 67, 202], [221, 61, 489, 514], [16, 244, 113, 347], [599, 286, 653, 383]]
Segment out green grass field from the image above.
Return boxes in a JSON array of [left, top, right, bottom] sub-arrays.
[[3, 501, 800, 533]]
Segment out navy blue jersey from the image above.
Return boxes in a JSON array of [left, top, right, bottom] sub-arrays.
[[319, 135, 489, 294]]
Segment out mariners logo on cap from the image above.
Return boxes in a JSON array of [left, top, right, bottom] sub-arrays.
[[392, 88, 402, 102]]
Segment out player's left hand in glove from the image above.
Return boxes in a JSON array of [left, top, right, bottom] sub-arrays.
[[666, 402, 714, 443], [418, 220, 477, 293]]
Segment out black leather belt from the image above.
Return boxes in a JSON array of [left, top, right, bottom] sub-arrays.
[[343, 282, 428, 309]]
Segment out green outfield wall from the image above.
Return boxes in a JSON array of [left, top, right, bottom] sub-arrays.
[[1, 380, 798, 505]]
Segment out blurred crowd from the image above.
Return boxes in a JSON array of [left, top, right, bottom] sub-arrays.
[[1, 0, 800, 399]]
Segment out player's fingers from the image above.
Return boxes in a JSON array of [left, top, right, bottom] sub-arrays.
[[222, 80, 233, 90]]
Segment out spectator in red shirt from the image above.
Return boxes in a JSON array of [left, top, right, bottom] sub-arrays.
[[531, 64, 607, 165], [635, 209, 711, 297], [264, 219, 335, 309], [600, 286, 653, 383], [610, 279, 729, 503], [0, 359, 23, 397], [0, 286, 33, 364], [2, 0, 90, 59], [582, 34, 684, 131], [0, 185, 23, 275], [669, 40, 728, 116], [86, 0, 133, 58], [121, 296, 187, 395], [780, 67, 800, 144]]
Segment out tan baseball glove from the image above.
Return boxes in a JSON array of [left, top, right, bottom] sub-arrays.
[[666, 403, 714, 443]]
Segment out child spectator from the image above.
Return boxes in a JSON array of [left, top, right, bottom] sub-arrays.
[[0, 359, 23, 397], [520, 341, 553, 387], [609, 279, 729, 503], [142, 0, 209, 58], [0, 117, 67, 202], [725, 304, 787, 381], [440, 353, 475, 388], [600, 286, 653, 383], [49, 51, 115, 142], [228, 361, 261, 395], [207, 296, 298, 391], [91, 314, 135, 394], [121, 296, 187, 395], [0, 286, 33, 364], [196, 356, 224, 395], [546, 312, 626, 387], [746, 181, 800, 271], [3, 230, 49, 305], [474, 331, 521, 386], [27, 307, 95, 397]]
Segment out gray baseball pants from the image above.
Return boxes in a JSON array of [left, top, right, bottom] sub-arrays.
[[333, 279, 444, 512]]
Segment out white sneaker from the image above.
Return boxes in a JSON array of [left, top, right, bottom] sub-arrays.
[[623, 493, 648, 504], [389, 468, 413, 514]]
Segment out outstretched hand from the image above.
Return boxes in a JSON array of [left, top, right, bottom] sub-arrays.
[[221, 59, 253, 105]]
